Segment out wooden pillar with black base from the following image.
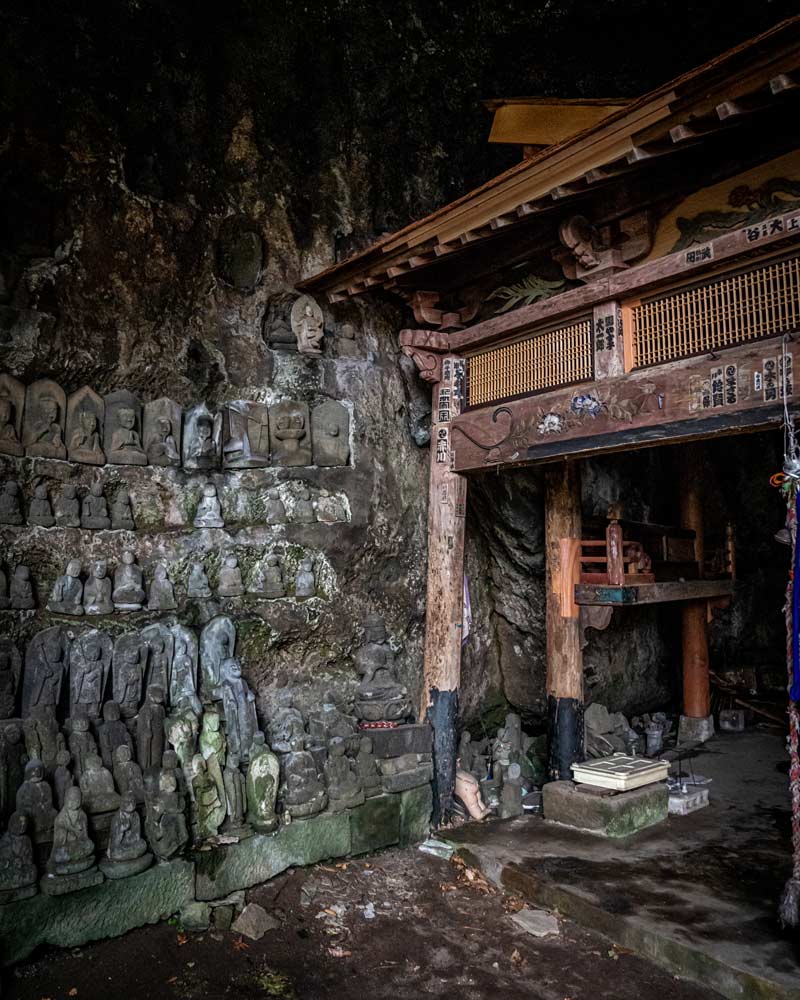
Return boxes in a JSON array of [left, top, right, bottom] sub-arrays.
[[400, 341, 468, 825], [545, 459, 584, 779], [678, 442, 714, 743]]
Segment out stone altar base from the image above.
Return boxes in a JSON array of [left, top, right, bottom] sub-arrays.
[[1, 859, 195, 966], [368, 724, 432, 759], [40, 866, 104, 896], [99, 852, 153, 879], [678, 714, 715, 745], [543, 780, 668, 838]]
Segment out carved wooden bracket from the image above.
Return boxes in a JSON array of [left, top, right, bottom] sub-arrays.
[[579, 604, 614, 649], [553, 211, 653, 284], [399, 329, 451, 383], [401, 290, 481, 331]]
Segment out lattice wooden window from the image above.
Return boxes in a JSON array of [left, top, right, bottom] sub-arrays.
[[467, 319, 593, 407], [629, 254, 800, 369]]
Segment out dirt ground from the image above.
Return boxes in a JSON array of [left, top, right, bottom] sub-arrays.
[[4, 846, 719, 1000]]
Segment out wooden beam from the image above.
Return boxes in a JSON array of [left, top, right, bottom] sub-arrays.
[[575, 579, 734, 606], [420, 356, 468, 823], [545, 461, 583, 779], [486, 98, 631, 147]]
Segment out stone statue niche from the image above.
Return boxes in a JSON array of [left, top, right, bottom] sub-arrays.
[[81, 481, 111, 530], [218, 554, 245, 598], [267, 690, 306, 753], [47, 559, 84, 615], [136, 685, 166, 769], [194, 482, 224, 528], [22, 626, 69, 719], [0, 637, 22, 719], [269, 401, 311, 467], [336, 322, 359, 359], [214, 657, 258, 764], [54, 484, 80, 528], [0, 812, 38, 903], [97, 700, 133, 771], [199, 615, 236, 696], [264, 299, 296, 351], [112, 633, 146, 719], [79, 753, 121, 815], [265, 489, 286, 525], [0, 480, 24, 525], [294, 557, 316, 600], [215, 218, 264, 292], [66, 386, 105, 465], [324, 736, 365, 812], [293, 487, 316, 524], [187, 560, 212, 599], [28, 483, 55, 527], [312, 401, 351, 467], [22, 707, 63, 781], [145, 769, 188, 861], [69, 629, 112, 720], [290, 293, 325, 357], [84, 559, 113, 615], [169, 624, 200, 713], [16, 758, 57, 843], [0, 374, 25, 457], [141, 623, 174, 701], [182, 403, 221, 471], [250, 553, 285, 599], [190, 754, 225, 842], [353, 614, 412, 725], [143, 398, 182, 467], [222, 400, 270, 469], [67, 715, 98, 782], [104, 389, 146, 466], [222, 752, 252, 838], [166, 702, 200, 772], [22, 379, 66, 460], [112, 549, 145, 611]]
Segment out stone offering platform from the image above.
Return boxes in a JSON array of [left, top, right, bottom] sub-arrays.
[[444, 732, 800, 1000], [0, 785, 431, 966], [543, 779, 668, 838]]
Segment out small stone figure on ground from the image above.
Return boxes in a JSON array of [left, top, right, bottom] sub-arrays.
[[83, 559, 113, 615], [10, 565, 35, 610], [268, 691, 305, 753], [215, 659, 258, 763], [148, 563, 176, 611], [28, 484, 54, 527], [324, 737, 365, 812], [54, 485, 80, 528], [190, 754, 225, 842], [42, 787, 102, 895], [246, 732, 280, 833], [265, 490, 287, 524], [137, 686, 166, 770], [293, 488, 316, 523], [81, 482, 111, 530], [187, 561, 212, 599], [259, 554, 285, 599], [53, 750, 74, 810], [357, 736, 381, 798], [291, 294, 325, 357], [15, 759, 57, 843], [279, 736, 327, 819], [100, 792, 153, 878], [0, 813, 38, 903], [200, 710, 226, 810], [113, 745, 145, 805], [79, 754, 121, 814], [194, 482, 224, 528], [218, 555, 245, 598], [98, 701, 133, 770], [294, 557, 316, 599], [68, 716, 98, 782], [112, 550, 145, 611], [0, 482, 24, 526], [47, 560, 84, 616], [222, 754, 252, 838], [146, 770, 188, 861], [110, 489, 135, 530]]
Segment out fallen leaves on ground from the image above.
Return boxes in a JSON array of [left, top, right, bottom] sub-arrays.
[[176, 933, 188, 946], [511, 948, 524, 967], [327, 947, 352, 958], [67, 990, 78, 997], [232, 937, 250, 952]]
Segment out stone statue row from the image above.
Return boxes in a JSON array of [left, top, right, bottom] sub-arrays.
[[0, 548, 322, 615], [0, 478, 348, 531], [0, 373, 351, 469], [0, 614, 416, 903]]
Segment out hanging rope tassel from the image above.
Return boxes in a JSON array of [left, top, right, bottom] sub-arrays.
[[779, 486, 800, 928]]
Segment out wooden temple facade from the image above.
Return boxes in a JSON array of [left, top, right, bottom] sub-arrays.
[[302, 17, 800, 815]]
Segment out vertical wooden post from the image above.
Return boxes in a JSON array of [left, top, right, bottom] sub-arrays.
[[545, 459, 584, 779], [679, 443, 712, 729], [420, 356, 467, 823]]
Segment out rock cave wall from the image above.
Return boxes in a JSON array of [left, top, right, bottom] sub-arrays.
[[1, 1, 792, 723]]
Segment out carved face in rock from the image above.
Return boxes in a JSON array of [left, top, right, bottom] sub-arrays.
[[85, 754, 102, 774], [80, 411, 97, 434], [90, 482, 103, 498], [63, 485, 76, 500], [121, 550, 135, 567], [72, 717, 89, 733], [116, 490, 130, 506], [156, 417, 172, 437], [84, 638, 101, 662], [360, 736, 373, 755], [66, 559, 81, 579], [205, 712, 220, 733], [40, 397, 58, 426], [25, 759, 44, 783], [223, 657, 242, 679], [44, 635, 63, 661], [4, 482, 19, 499], [267, 555, 279, 567], [329, 737, 346, 757], [115, 745, 132, 764], [154, 564, 167, 581], [123, 646, 140, 667], [121, 792, 136, 813], [224, 555, 238, 570], [159, 771, 177, 794], [92, 560, 107, 580], [147, 685, 165, 705], [162, 750, 178, 770], [34, 484, 48, 501], [118, 408, 136, 431], [6, 724, 21, 744], [64, 786, 82, 811], [14, 565, 30, 583], [56, 750, 71, 767], [324, 423, 339, 438], [300, 558, 313, 572], [197, 419, 212, 443], [364, 616, 387, 644], [202, 483, 216, 498], [8, 812, 27, 836], [103, 701, 121, 722]]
